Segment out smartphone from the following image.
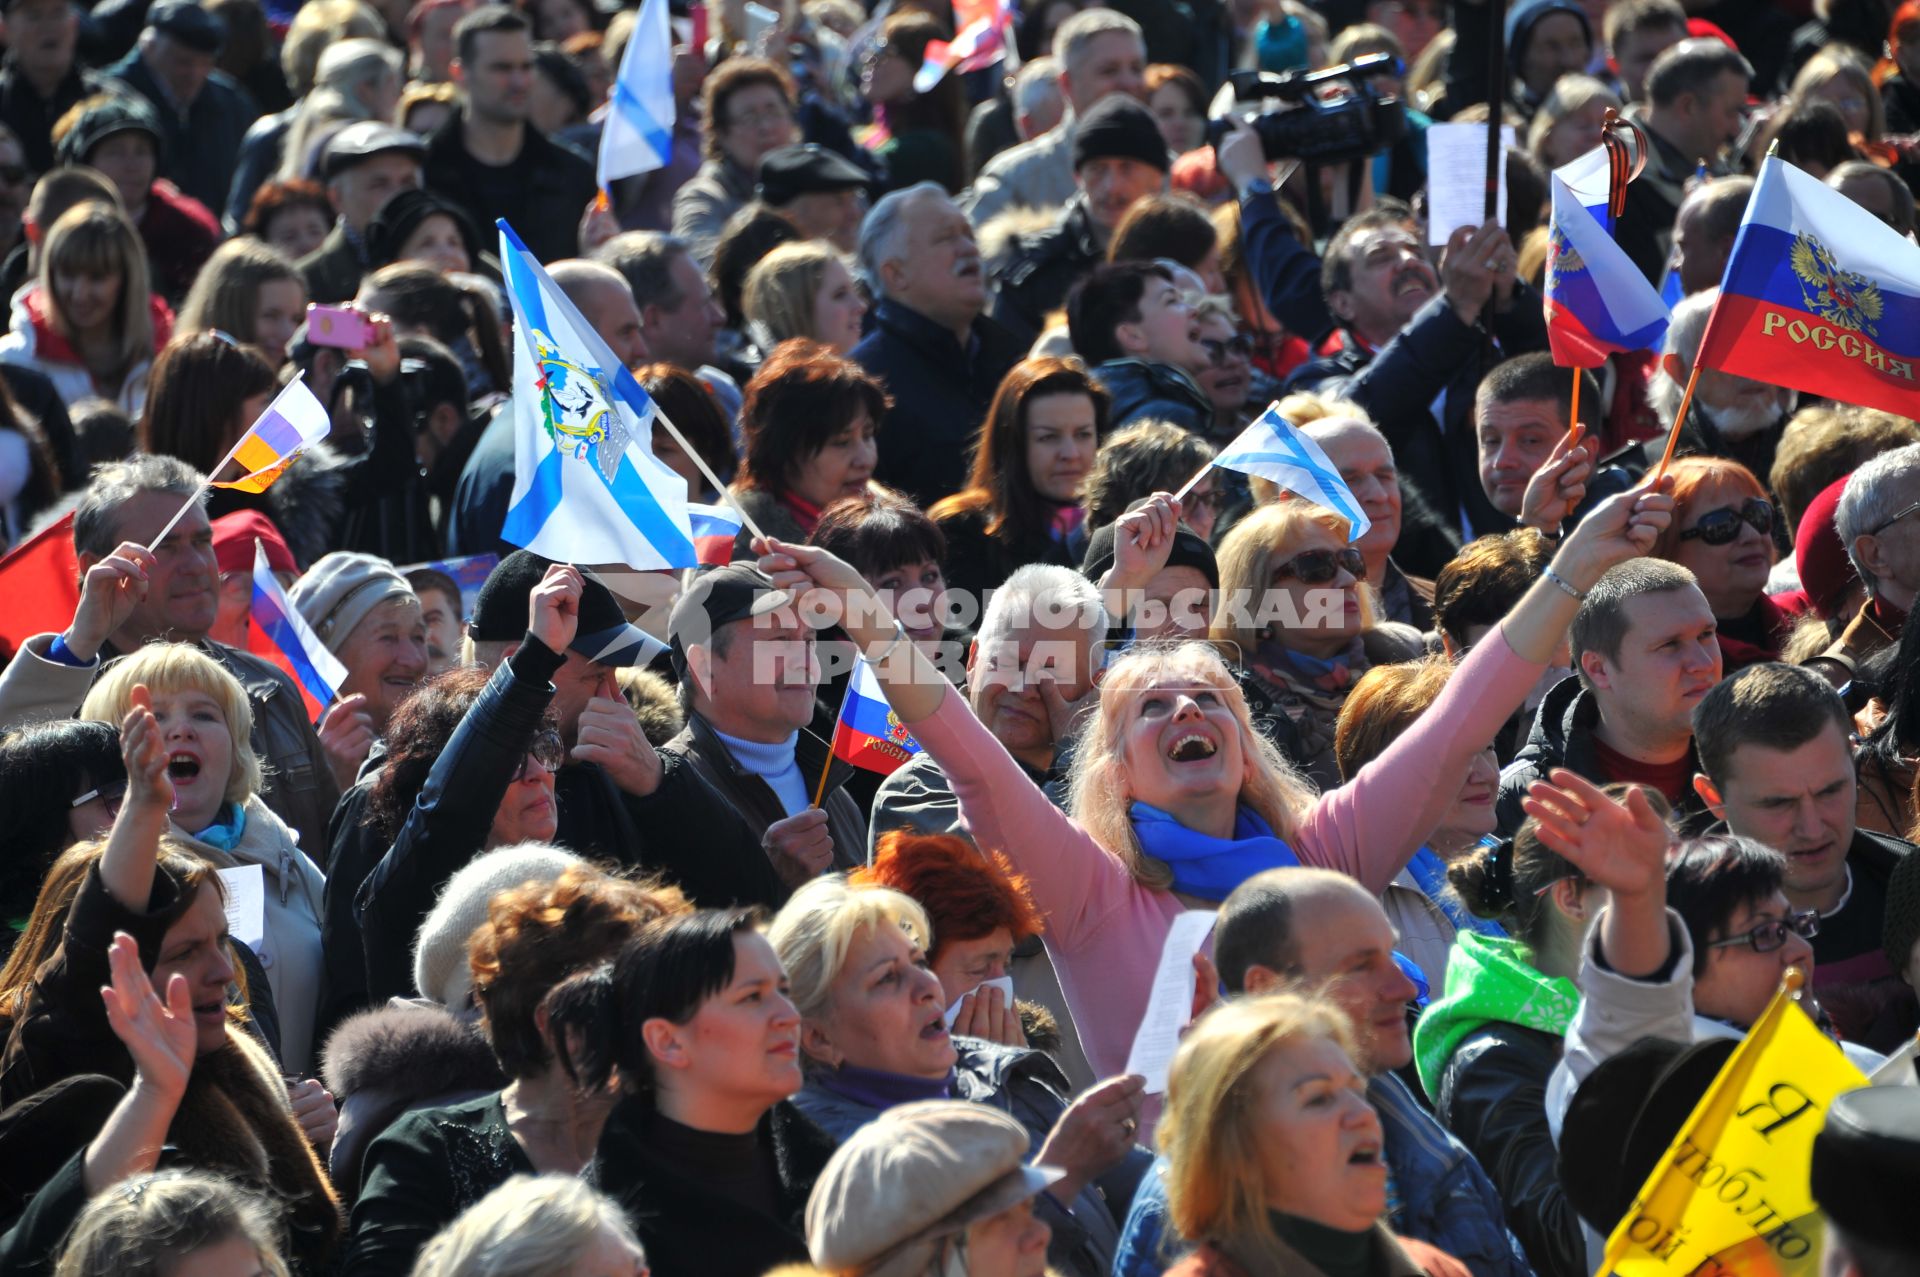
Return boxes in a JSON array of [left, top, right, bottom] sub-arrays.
[[306, 304, 377, 349]]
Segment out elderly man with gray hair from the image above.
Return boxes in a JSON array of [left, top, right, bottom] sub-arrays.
[[851, 182, 1026, 505], [1821, 441, 1920, 676]]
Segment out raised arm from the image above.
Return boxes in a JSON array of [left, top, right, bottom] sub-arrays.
[[85, 932, 197, 1193], [101, 687, 173, 910], [1523, 772, 1675, 980]]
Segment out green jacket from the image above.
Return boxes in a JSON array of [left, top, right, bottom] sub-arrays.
[[1412, 931, 1578, 1098]]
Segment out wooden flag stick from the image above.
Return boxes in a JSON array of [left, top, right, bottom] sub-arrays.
[[813, 675, 852, 808], [1565, 368, 1583, 451], [649, 401, 768, 544], [810, 742, 835, 809], [1173, 460, 1215, 502], [1651, 363, 1702, 483], [1484, 0, 1507, 223]]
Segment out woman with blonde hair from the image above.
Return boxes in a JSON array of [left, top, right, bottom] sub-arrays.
[[176, 239, 309, 364], [279, 39, 406, 180], [78, 644, 328, 1075], [0, 202, 168, 414], [1783, 45, 1885, 143], [1524, 74, 1621, 170], [1210, 501, 1423, 789], [409, 1175, 645, 1277], [54, 1169, 292, 1277], [746, 477, 1673, 1086], [1158, 994, 1462, 1276], [743, 243, 869, 355]]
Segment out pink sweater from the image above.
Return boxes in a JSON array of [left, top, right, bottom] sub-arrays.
[[908, 626, 1545, 1080]]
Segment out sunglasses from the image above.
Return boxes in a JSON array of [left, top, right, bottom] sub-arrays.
[[1273, 547, 1367, 585], [1705, 909, 1819, 954], [1678, 498, 1773, 546], [1199, 335, 1251, 366], [70, 778, 128, 813]]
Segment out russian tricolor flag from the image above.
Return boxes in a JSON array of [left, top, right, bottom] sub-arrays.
[[245, 541, 348, 724], [213, 377, 331, 494], [829, 655, 922, 775], [1545, 172, 1670, 368], [912, 0, 1009, 93], [689, 501, 743, 565], [1697, 154, 1920, 419]]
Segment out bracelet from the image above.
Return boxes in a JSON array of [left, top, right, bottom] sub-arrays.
[[1543, 567, 1587, 601], [866, 618, 910, 665]]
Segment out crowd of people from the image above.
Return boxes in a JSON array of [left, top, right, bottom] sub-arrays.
[[3, 0, 1920, 1273]]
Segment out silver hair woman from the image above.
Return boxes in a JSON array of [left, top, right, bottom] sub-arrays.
[[409, 1175, 646, 1277]]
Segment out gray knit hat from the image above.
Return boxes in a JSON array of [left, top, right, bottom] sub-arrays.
[[287, 552, 418, 654], [411, 842, 583, 1008]]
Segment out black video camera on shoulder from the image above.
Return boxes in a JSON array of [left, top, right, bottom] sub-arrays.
[[1207, 53, 1407, 165]]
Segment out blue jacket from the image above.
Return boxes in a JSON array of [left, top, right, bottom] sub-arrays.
[[106, 51, 259, 212], [1093, 359, 1212, 435], [1112, 1074, 1533, 1277]]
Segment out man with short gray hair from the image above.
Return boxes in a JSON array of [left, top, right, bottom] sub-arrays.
[[852, 183, 1025, 504], [1822, 441, 1920, 676], [964, 8, 1147, 225]]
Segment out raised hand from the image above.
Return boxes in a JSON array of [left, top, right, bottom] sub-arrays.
[[574, 669, 662, 796], [1520, 435, 1593, 534], [1105, 493, 1184, 594], [1215, 117, 1267, 194], [287, 1077, 338, 1152], [1552, 478, 1675, 590], [1520, 769, 1672, 900], [317, 692, 376, 791], [764, 807, 835, 888], [101, 931, 195, 1098], [350, 312, 401, 385], [1440, 222, 1514, 326], [529, 564, 585, 653], [1035, 1073, 1149, 1200], [121, 685, 173, 813], [66, 542, 154, 662]]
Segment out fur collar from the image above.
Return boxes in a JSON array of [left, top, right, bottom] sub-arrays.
[[320, 1002, 505, 1100]]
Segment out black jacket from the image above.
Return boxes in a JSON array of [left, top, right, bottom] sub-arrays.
[[1094, 358, 1212, 435], [1287, 289, 1548, 550], [1495, 673, 1713, 836], [422, 116, 596, 265], [1436, 1023, 1587, 1277], [989, 195, 1104, 347], [104, 52, 258, 212], [851, 298, 1026, 507], [299, 221, 368, 307], [0, 62, 105, 174], [932, 501, 1076, 602], [589, 1097, 838, 1277]]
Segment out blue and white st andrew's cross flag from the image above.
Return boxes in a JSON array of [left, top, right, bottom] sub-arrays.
[[498, 220, 697, 569], [1210, 404, 1372, 542], [599, 0, 675, 185]]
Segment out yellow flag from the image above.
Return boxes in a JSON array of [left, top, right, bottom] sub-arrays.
[[1599, 978, 1869, 1276]]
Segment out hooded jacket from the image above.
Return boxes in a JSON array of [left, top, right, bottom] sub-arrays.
[[1495, 673, 1713, 835], [1416, 932, 1586, 1277]]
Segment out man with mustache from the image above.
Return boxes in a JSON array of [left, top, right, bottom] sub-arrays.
[[1642, 287, 1795, 483], [853, 184, 1026, 506], [1286, 207, 1546, 575]]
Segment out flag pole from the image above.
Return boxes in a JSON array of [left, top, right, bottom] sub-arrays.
[[1173, 460, 1215, 502], [1565, 368, 1583, 450], [813, 676, 853, 808], [145, 371, 313, 552], [1651, 363, 1701, 482], [649, 401, 770, 544], [1484, 0, 1507, 224]]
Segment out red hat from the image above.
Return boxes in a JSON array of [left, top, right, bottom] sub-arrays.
[[212, 510, 297, 578], [1795, 476, 1857, 622]]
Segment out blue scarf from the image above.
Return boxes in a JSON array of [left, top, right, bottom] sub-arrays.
[[1130, 802, 1300, 901], [191, 802, 248, 853], [1405, 843, 1508, 940]]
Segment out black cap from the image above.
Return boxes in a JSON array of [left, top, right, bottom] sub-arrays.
[[667, 563, 797, 678], [147, 0, 226, 53], [468, 550, 666, 667], [1557, 1035, 1738, 1235], [1812, 1085, 1920, 1250], [756, 143, 871, 207], [1080, 505, 1220, 589], [53, 91, 163, 168], [322, 121, 428, 180], [366, 187, 481, 269], [1072, 95, 1170, 174]]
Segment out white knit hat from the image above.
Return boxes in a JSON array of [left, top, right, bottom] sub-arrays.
[[411, 842, 582, 1008]]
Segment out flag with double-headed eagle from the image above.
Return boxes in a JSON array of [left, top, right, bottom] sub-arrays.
[[1695, 154, 1920, 418], [1544, 171, 1670, 368], [498, 220, 696, 569]]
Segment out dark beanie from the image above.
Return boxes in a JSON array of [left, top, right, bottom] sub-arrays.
[[365, 187, 483, 270], [1072, 95, 1171, 174]]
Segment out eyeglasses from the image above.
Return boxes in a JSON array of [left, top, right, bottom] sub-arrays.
[[1199, 335, 1251, 366], [1272, 546, 1367, 585], [512, 730, 566, 781], [1677, 498, 1774, 546], [1188, 486, 1231, 513], [1705, 910, 1819, 954], [71, 778, 127, 814], [727, 103, 792, 130], [1869, 499, 1920, 536]]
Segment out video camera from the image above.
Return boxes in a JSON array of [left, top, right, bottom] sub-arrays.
[[1207, 53, 1407, 165]]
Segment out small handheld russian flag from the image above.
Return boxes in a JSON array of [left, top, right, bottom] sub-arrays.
[[829, 655, 922, 776], [244, 541, 349, 724], [212, 376, 332, 493], [688, 501, 743, 566]]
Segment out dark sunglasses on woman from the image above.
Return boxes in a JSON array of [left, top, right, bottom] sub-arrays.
[[1273, 547, 1367, 584], [1677, 498, 1774, 546]]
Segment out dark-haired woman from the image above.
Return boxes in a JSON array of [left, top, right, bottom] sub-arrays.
[[547, 908, 837, 1277], [928, 356, 1106, 601], [638, 363, 736, 504], [861, 11, 967, 194], [1410, 815, 1604, 1277], [729, 339, 884, 552], [0, 720, 125, 959]]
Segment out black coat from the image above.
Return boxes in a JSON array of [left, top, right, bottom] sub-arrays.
[[422, 115, 597, 265], [1436, 1023, 1588, 1277], [933, 501, 1076, 602], [989, 195, 1104, 348], [852, 299, 1026, 507], [104, 52, 258, 212], [589, 1098, 838, 1277], [299, 221, 368, 307]]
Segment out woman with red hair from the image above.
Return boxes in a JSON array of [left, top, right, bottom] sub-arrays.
[[851, 831, 1046, 1049], [1880, 2, 1920, 133], [1650, 457, 1792, 672]]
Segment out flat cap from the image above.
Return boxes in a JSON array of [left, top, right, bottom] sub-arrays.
[[322, 121, 427, 180], [757, 143, 870, 207], [147, 0, 226, 53], [1812, 1085, 1920, 1251]]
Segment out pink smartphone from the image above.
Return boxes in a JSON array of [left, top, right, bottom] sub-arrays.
[[306, 304, 377, 349]]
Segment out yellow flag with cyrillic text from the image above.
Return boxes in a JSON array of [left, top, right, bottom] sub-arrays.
[[1598, 984, 1869, 1276]]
